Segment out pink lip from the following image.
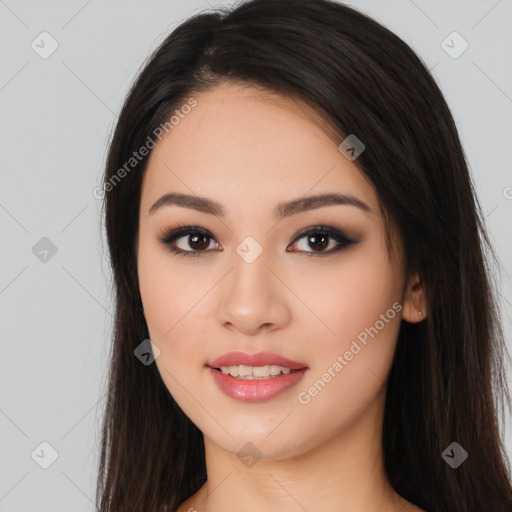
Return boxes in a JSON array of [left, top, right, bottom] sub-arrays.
[[209, 367, 308, 402], [208, 351, 307, 370], [207, 351, 309, 403]]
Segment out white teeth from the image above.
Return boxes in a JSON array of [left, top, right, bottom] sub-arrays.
[[218, 365, 295, 379], [237, 366, 253, 377], [253, 365, 271, 377], [270, 365, 282, 376]]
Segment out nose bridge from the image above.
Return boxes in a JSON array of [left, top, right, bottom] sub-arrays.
[[228, 237, 274, 302], [218, 235, 289, 332]]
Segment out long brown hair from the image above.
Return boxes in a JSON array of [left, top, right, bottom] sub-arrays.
[[96, 1, 512, 510]]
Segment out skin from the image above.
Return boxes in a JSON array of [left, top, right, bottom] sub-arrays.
[[137, 82, 426, 512]]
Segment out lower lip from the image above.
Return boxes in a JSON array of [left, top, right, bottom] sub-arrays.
[[209, 367, 308, 402]]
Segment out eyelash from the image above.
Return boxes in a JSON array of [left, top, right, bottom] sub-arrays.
[[158, 223, 357, 258]]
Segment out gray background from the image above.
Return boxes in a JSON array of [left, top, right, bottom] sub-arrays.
[[1, 0, 511, 510]]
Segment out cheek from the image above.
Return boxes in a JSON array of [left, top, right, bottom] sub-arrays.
[[137, 233, 204, 365], [289, 251, 402, 430], [290, 247, 403, 436], [138, 250, 210, 414], [288, 244, 402, 354]]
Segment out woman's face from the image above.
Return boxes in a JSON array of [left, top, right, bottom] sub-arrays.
[[137, 82, 415, 460]]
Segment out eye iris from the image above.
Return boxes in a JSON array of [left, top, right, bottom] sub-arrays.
[[309, 233, 328, 251], [189, 233, 210, 250]]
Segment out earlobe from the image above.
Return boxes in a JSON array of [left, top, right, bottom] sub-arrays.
[[401, 273, 426, 323]]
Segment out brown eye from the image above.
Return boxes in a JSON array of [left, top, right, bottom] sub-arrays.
[[159, 226, 220, 257], [302, 233, 330, 252], [185, 233, 212, 251], [288, 226, 356, 256]]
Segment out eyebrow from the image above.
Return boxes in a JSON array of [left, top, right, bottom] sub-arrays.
[[148, 191, 372, 220]]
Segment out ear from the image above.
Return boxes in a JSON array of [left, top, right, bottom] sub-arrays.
[[402, 272, 426, 323]]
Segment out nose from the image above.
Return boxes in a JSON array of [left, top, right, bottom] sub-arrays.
[[216, 248, 291, 336]]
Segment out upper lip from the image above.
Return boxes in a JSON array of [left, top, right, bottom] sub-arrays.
[[208, 351, 308, 370]]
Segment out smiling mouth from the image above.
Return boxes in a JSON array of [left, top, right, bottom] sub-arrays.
[[208, 363, 309, 402], [211, 364, 304, 379]]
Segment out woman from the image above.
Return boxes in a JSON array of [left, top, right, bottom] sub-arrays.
[[96, 0, 512, 510]]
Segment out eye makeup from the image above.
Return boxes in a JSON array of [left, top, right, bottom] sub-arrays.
[[157, 223, 359, 258]]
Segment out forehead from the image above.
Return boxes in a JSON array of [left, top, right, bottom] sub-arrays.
[[140, 82, 377, 218]]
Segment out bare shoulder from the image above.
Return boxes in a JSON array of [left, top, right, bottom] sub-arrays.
[[175, 496, 198, 512], [175, 498, 195, 512], [175, 486, 205, 512], [176, 491, 426, 512]]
